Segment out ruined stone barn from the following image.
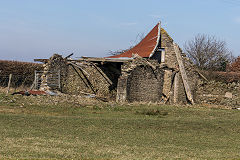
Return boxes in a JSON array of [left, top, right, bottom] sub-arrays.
[[35, 22, 201, 104]]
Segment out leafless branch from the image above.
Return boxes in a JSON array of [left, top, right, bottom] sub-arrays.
[[184, 34, 233, 71]]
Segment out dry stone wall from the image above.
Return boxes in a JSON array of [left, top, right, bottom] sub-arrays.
[[127, 65, 164, 102], [161, 28, 178, 69], [39, 54, 115, 98], [160, 28, 199, 104], [117, 58, 164, 103], [62, 63, 114, 97], [40, 54, 68, 91]]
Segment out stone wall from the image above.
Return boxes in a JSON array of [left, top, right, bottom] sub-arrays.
[[160, 28, 199, 104], [40, 54, 68, 91], [126, 65, 164, 102], [117, 58, 164, 103], [160, 28, 178, 69], [62, 62, 116, 98], [40, 54, 118, 98]]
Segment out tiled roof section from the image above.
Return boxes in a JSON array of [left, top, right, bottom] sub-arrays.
[[108, 22, 161, 58]]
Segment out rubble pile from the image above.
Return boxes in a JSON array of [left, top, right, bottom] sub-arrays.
[[197, 80, 240, 106]]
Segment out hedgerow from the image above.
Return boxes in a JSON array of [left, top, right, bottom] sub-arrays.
[[0, 60, 43, 87]]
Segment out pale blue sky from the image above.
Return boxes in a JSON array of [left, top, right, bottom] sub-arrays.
[[0, 0, 239, 61]]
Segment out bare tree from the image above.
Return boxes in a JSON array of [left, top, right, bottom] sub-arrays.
[[109, 32, 145, 56], [184, 34, 233, 71]]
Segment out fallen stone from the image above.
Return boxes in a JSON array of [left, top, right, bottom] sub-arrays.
[[225, 92, 233, 99]]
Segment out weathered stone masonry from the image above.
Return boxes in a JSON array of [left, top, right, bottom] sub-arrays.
[[116, 58, 165, 103]]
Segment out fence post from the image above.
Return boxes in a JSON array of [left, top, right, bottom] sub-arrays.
[[7, 74, 12, 94], [30, 71, 36, 90]]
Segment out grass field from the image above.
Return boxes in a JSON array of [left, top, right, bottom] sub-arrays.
[[0, 93, 240, 159]]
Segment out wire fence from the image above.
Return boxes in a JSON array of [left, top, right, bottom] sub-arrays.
[[0, 74, 35, 88], [0, 70, 61, 94], [0, 70, 61, 91]]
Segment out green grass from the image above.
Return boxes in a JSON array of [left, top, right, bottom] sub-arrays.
[[1, 94, 240, 159]]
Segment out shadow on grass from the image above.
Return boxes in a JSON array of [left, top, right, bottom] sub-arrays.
[[136, 109, 168, 117]]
